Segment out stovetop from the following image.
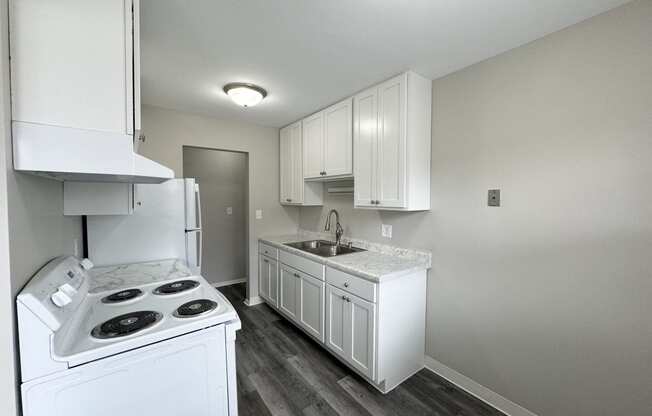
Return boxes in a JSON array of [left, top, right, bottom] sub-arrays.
[[52, 261, 239, 367]]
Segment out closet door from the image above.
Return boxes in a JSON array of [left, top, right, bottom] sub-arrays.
[[323, 98, 352, 177], [353, 87, 378, 207], [376, 74, 407, 208], [302, 112, 324, 179]]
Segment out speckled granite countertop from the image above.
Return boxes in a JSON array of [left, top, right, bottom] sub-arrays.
[[88, 259, 192, 293], [259, 232, 431, 282]]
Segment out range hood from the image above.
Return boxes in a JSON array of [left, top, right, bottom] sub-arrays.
[[12, 122, 174, 183]]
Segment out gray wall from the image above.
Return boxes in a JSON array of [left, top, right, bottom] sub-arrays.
[[300, 2, 652, 414], [140, 105, 299, 300], [183, 147, 248, 285], [0, 2, 82, 413]]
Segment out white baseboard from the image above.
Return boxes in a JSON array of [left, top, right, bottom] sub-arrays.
[[423, 356, 538, 416], [212, 278, 247, 288], [243, 296, 263, 306]]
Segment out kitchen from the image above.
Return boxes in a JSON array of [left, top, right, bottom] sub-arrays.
[[1, 1, 651, 416]]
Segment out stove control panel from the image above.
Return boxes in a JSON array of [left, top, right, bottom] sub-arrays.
[[17, 256, 90, 331]]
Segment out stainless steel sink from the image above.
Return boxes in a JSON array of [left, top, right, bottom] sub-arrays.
[[284, 240, 365, 257]]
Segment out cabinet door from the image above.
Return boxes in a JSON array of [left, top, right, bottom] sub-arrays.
[[376, 75, 407, 208], [325, 285, 349, 359], [323, 98, 352, 177], [268, 258, 279, 308], [298, 273, 325, 342], [258, 256, 270, 302], [348, 294, 376, 380], [302, 112, 324, 179], [353, 88, 378, 207], [279, 126, 293, 204], [132, 0, 142, 134], [289, 122, 304, 203], [279, 265, 300, 321], [10, 0, 131, 134]]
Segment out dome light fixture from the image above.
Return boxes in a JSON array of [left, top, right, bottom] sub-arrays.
[[223, 82, 267, 107]]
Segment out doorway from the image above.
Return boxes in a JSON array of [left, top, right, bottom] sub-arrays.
[[183, 146, 248, 286]]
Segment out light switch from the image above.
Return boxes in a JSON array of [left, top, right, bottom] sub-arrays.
[[255, 209, 263, 219], [381, 224, 392, 238], [226, 206, 233, 215]]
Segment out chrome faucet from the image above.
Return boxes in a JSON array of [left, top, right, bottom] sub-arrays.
[[324, 209, 344, 247]]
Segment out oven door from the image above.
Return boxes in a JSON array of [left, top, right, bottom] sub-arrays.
[[21, 325, 231, 416]]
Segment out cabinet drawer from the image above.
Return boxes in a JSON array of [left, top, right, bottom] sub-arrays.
[[259, 242, 278, 259], [280, 250, 325, 280], [326, 267, 377, 303]]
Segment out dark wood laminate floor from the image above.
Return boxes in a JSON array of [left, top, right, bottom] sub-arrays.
[[218, 283, 505, 416]]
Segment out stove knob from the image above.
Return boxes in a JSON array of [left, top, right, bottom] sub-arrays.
[[59, 283, 77, 297], [80, 258, 94, 270], [51, 290, 72, 308]]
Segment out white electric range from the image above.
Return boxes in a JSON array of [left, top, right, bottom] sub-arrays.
[[17, 256, 241, 416]]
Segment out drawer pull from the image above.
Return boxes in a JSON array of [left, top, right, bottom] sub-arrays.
[[343, 282, 349, 288]]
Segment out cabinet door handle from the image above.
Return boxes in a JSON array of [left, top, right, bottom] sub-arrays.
[[264, 259, 269, 263], [343, 282, 349, 288], [294, 273, 300, 278], [286, 198, 292, 202], [341, 295, 347, 300], [346, 297, 351, 302]]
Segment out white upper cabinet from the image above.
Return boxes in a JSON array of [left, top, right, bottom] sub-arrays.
[[279, 122, 323, 206], [302, 112, 324, 179], [9, 0, 172, 182], [323, 98, 353, 177], [353, 72, 431, 211], [280, 125, 294, 203], [352, 88, 378, 208], [302, 98, 353, 180]]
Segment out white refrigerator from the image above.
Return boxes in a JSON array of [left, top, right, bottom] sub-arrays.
[[87, 178, 203, 274]]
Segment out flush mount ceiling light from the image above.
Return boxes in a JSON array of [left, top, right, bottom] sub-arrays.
[[223, 82, 267, 107]]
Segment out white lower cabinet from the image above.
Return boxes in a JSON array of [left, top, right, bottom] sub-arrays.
[[279, 264, 325, 342], [326, 285, 376, 379], [298, 272, 325, 342], [258, 242, 427, 394], [258, 255, 278, 308], [279, 264, 300, 321]]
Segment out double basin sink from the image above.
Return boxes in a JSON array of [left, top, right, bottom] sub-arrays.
[[284, 240, 365, 257]]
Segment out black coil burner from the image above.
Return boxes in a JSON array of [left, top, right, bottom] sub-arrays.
[[91, 311, 162, 339], [101, 288, 143, 304], [153, 280, 199, 295], [174, 299, 217, 318]]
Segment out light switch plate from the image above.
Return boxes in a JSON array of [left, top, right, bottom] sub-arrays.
[[255, 209, 263, 219], [488, 189, 500, 207], [226, 206, 233, 215], [381, 224, 392, 238]]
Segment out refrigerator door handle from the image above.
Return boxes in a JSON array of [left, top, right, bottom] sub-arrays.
[[197, 230, 202, 271], [195, 184, 202, 230]]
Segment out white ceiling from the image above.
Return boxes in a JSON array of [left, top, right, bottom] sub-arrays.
[[140, 0, 630, 128]]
